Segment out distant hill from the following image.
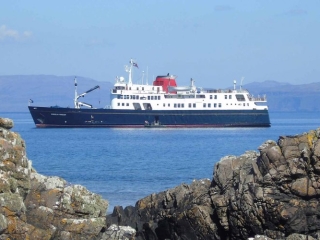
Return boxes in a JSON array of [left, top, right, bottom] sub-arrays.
[[1, 75, 320, 112], [0, 75, 112, 112], [242, 80, 320, 112]]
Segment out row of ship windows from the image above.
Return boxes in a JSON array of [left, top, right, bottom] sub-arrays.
[[114, 86, 160, 91], [116, 102, 250, 107], [172, 103, 250, 108], [117, 94, 245, 101], [117, 95, 161, 100]]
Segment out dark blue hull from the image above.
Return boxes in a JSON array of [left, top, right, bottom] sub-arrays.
[[29, 106, 270, 127], [28, 106, 271, 128]]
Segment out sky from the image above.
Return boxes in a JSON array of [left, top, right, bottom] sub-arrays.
[[0, 0, 319, 88]]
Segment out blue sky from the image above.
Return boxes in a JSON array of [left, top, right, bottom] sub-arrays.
[[1, 1, 319, 88]]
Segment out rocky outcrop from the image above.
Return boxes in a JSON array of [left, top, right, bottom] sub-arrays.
[[107, 128, 320, 240], [0, 118, 109, 240], [108, 179, 214, 239], [3, 115, 320, 240]]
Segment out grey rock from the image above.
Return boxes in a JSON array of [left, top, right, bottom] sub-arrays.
[[107, 128, 320, 240], [286, 233, 316, 240], [101, 224, 136, 240]]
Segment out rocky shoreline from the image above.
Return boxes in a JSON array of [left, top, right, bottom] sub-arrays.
[[1, 117, 320, 239]]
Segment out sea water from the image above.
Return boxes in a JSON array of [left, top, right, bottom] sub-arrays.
[[1, 111, 320, 212]]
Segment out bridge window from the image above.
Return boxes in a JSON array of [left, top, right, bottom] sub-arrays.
[[218, 103, 221, 107], [208, 103, 211, 108], [182, 104, 184, 108], [203, 103, 206, 107], [225, 95, 227, 99], [214, 95, 217, 99], [193, 103, 196, 108], [236, 94, 245, 101], [229, 95, 232, 99], [210, 95, 212, 99], [148, 96, 150, 100], [174, 104, 177, 108], [214, 103, 217, 108], [196, 95, 205, 98]]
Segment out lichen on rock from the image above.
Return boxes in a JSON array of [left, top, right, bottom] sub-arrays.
[[0, 117, 109, 240]]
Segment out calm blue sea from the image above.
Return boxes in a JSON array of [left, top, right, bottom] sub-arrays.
[[1, 111, 320, 212]]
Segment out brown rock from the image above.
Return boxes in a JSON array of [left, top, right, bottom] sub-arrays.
[[0, 118, 108, 240], [0, 118, 14, 129], [291, 177, 317, 197]]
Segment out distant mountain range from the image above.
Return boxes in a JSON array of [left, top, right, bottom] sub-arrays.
[[1, 75, 320, 112], [244, 80, 320, 112], [0, 75, 112, 112]]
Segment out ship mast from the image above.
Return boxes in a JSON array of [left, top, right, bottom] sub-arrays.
[[141, 70, 145, 85], [128, 59, 133, 86], [74, 77, 78, 108], [126, 59, 139, 86], [240, 77, 244, 91]]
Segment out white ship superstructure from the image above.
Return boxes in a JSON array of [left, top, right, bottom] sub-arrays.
[[109, 59, 268, 112]]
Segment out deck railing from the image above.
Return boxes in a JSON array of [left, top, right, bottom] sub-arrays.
[[249, 95, 267, 101]]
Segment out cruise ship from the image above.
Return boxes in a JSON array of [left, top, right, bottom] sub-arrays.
[[28, 59, 270, 128]]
